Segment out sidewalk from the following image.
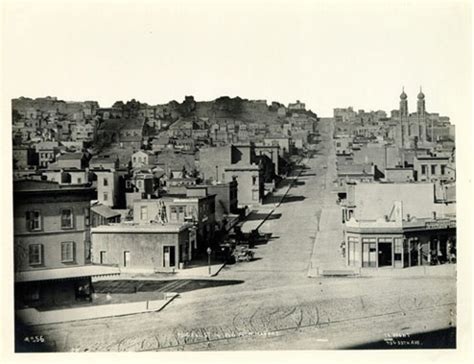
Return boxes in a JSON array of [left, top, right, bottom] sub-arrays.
[[239, 159, 308, 234], [360, 263, 456, 277], [105, 263, 227, 281], [307, 206, 346, 277], [17, 293, 179, 326], [307, 123, 347, 277]]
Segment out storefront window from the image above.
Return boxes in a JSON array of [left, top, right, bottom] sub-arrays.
[[347, 236, 359, 266], [394, 238, 403, 261], [362, 237, 376, 267]]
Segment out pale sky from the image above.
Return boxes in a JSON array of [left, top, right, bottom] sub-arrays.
[[2, 0, 472, 123]]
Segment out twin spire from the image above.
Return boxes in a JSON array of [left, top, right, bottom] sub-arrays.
[[400, 86, 425, 100]]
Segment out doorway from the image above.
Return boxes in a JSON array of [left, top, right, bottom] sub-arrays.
[[163, 246, 176, 268], [378, 243, 392, 267], [123, 251, 130, 267]]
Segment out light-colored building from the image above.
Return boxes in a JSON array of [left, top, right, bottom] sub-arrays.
[[413, 155, 455, 182], [345, 201, 456, 269], [91, 223, 192, 273]]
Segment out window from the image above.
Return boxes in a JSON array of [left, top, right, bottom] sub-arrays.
[[441, 165, 446, 175], [252, 190, 259, 201], [421, 165, 427, 175], [178, 206, 185, 221], [61, 241, 76, 263], [28, 244, 43, 265], [84, 207, 90, 226], [77, 177, 82, 184], [26, 210, 41, 231], [124, 251, 130, 267], [170, 206, 178, 221], [61, 209, 74, 229], [252, 176, 257, 185], [103, 178, 108, 186], [140, 206, 148, 221], [103, 192, 108, 201], [100, 251, 106, 264], [362, 237, 377, 267], [431, 165, 437, 175], [394, 238, 403, 261]]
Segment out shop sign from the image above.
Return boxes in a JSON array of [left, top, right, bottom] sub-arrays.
[[425, 221, 456, 230]]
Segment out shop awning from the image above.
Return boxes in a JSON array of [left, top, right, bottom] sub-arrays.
[[15, 265, 120, 283]]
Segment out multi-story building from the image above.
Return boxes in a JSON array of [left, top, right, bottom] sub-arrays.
[[13, 180, 117, 308], [133, 186, 216, 253], [413, 155, 455, 182]]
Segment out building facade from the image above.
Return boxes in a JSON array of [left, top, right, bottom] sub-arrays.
[[13, 180, 117, 308]]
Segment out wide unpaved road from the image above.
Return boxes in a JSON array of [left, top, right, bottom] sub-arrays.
[[37, 119, 456, 351]]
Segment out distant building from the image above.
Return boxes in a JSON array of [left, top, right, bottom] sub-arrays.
[[199, 144, 265, 208], [35, 141, 60, 168], [383, 167, 414, 183], [413, 155, 455, 183], [55, 152, 88, 170], [95, 118, 145, 150], [203, 181, 239, 227], [263, 136, 292, 156], [131, 150, 156, 169], [89, 155, 120, 170], [90, 203, 121, 227], [288, 100, 306, 111], [335, 163, 379, 189], [13, 146, 37, 169]]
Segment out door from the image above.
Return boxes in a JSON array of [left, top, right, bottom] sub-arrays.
[[100, 251, 106, 264], [123, 251, 130, 267], [163, 246, 176, 268], [410, 240, 419, 266], [362, 239, 377, 267], [378, 243, 392, 267]]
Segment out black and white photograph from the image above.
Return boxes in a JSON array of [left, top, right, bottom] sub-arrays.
[[1, 0, 472, 362]]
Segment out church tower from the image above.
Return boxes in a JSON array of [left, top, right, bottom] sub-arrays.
[[417, 87, 425, 115], [417, 87, 427, 142], [399, 87, 408, 117], [399, 87, 409, 148]]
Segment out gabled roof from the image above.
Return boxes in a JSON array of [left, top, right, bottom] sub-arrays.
[[169, 118, 199, 130]]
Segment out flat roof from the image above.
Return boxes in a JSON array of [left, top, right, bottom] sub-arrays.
[[91, 204, 122, 219], [15, 265, 120, 283]]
